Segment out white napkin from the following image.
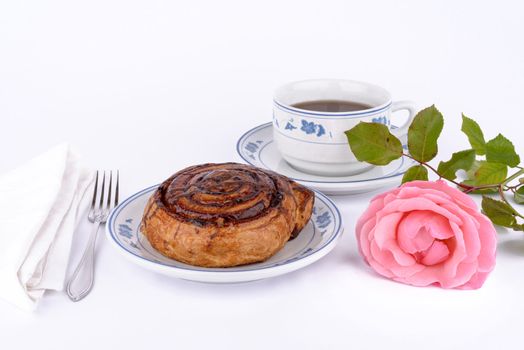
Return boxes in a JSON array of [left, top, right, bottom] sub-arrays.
[[0, 144, 92, 311]]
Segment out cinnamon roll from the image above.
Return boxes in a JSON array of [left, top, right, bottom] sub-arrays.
[[140, 163, 314, 267]]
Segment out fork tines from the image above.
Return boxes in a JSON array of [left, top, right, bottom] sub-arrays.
[[89, 170, 119, 222]]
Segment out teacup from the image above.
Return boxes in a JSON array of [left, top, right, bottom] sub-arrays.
[[273, 79, 416, 176]]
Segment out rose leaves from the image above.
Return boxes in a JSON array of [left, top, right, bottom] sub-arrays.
[[345, 104, 524, 232]]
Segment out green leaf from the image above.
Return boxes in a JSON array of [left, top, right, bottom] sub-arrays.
[[401, 165, 429, 184], [465, 161, 508, 186], [486, 134, 520, 167], [515, 187, 524, 205], [512, 223, 524, 231], [461, 114, 486, 155], [461, 182, 498, 194], [520, 177, 524, 184], [345, 122, 403, 165], [437, 149, 476, 180], [407, 105, 444, 162], [481, 196, 518, 228]]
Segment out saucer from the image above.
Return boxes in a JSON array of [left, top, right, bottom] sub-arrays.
[[236, 122, 414, 195], [106, 185, 343, 283]]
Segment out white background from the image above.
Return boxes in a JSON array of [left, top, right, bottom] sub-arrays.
[[1, 0, 524, 349]]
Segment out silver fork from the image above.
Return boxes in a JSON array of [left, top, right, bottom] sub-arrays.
[[66, 170, 119, 302]]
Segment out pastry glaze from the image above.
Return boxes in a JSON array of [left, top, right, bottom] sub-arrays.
[[140, 163, 314, 267]]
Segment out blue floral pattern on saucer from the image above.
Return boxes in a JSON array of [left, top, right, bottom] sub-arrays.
[[236, 122, 414, 195]]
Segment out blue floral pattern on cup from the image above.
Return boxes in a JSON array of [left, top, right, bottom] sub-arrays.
[[300, 120, 326, 137], [372, 116, 390, 125], [273, 97, 397, 147], [275, 113, 390, 143], [300, 120, 317, 134], [280, 118, 327, 137], [285, 122, 297, 131]]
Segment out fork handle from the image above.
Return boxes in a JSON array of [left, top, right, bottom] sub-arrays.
[[66, 222, 102, 302]]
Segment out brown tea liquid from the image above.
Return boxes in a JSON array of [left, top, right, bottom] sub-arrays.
[[292, 100, 372, 113]]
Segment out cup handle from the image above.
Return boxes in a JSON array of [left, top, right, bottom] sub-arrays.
[[390, 100, 417, 139]]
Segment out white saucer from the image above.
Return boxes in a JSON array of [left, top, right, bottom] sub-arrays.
[[106, 185, 343, 283], [236, 122, 414, 195]]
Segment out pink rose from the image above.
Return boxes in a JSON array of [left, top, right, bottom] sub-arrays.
[[356, 180, 497, 289]]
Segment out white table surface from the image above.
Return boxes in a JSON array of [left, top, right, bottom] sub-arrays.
[[1, 1, 524, 349]]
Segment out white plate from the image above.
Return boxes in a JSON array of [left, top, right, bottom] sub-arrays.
[[237, 122, 414, 195], [106, 185, 343, 283]]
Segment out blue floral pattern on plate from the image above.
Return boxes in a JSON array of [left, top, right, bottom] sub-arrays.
[[118, 219, 133, 239], [107, 184, 343, 280], [315, 211, 332, 229]]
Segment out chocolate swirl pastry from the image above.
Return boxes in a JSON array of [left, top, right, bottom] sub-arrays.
[[140, 163, 314, 267]]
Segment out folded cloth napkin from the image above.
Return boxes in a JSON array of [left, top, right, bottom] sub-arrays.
[[0, 144, 92, 311]]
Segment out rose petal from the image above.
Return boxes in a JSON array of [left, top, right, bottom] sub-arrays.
[[386, 259, 425, 278], [441, 261, 478, 289], [357, 218, 375, 259], [380, 197, 463, 225], [475, 214, 497, 273], [404, 180, 478, 210], [397, 211, 453, 253], [412, 227, 435, 252], [420, 240, 450, 266], [396, 186, 452, 202], [355, 195, 386, 234], [458, 214, 482, 264], [383, 192, 400, 206], [396, 266, 437, 287], [372, 212, 417, 266], [440, 222, 467, 279], [354, 180, 497, 290], [426, 215, 455, 240], [381, 238, 417, 266], [458, 271, 490, 290], [373, 212, 403, 248], [369, 240, 396, 278]]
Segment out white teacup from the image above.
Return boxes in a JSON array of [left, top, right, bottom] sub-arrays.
[[273, 79, 416, 176]]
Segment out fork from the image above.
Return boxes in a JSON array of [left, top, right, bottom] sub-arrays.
[[66, 170, 119, 302]]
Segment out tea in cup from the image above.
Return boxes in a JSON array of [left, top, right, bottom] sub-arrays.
[[273, 79, 416, 176]]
